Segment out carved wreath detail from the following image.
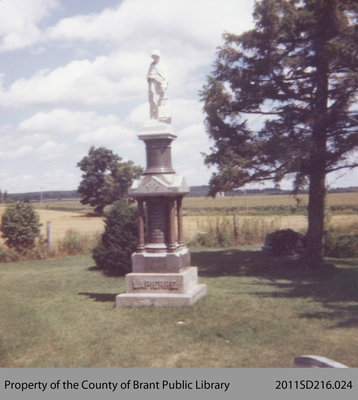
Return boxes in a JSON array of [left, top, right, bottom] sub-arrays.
[[143, 179, 167, 192]]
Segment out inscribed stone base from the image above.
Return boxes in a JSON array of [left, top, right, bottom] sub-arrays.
[[116, 266, 207, 307], [131, 247, 190, 273], [125, 266, 198, 293], [116, 284, 207, 307]]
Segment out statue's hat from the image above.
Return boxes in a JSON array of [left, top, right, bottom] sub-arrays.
[[151, 49, 161, 58]]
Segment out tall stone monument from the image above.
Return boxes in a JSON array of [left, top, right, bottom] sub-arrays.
[[116, 50, 207, 307]]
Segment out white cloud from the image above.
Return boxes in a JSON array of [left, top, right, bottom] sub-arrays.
[[0, 128, 50, 161], [0, 0, 255, 108], [0, 0, 58, 51], [0, 1, 261, 193], [328, 165, 358, 188], [174, 124, 210, 164], [19, 108, 137, 153], [171, 99, 205, 129], [0, 145, 34, 161], [41, 169, 79, 191], [19, 108, 135, 143], [20, 108, 120, 134], [126, 103, 148, 127], [0, 123, 15, 135], [0, 170, 79, 193], [36, 141, 67, 160], [0, 53, 147, 107], [76, 125, 135, 147], [2, 177, 33, 193], [47, 0, 254, 52], [44, 0, 255, 97]]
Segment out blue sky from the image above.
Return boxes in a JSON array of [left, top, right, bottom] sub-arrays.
[[0, 0, 357, 194]]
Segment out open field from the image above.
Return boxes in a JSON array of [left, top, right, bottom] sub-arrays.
[[36, 209, 104, 245], [1, 191, 358, 247], [1, 206, 357, 247], [32, 200, 93, 214], [0, 206, 104, 249], [183, 192, 358, 215], [1, 249, 357, 368], [24, 191, 358, 215], [184, 214, 358, 243]]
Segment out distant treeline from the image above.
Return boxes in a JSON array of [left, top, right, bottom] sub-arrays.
[[4, 186, 358, 202], [6, 190, 79, 202]]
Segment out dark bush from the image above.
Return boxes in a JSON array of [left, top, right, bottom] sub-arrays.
[[1, 202, 42, 254], [92, 200, 138, 275], [0, 245, 20, 262], [325, 233, 358, 258], [263, 229, 306, 256]]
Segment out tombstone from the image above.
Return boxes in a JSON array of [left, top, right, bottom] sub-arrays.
[[116, 51, 207, 307], [293, 355, 348, 368]]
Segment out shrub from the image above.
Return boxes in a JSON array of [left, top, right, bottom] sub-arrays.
[[58, 229, 91, 256], [0, 245, 20, 262], [92, 200, 138, 275], [325, 232, 358, 258], [1, 202, 42, 254], [189, 218, 234, 247], [189, 216, 278, 247], [263, 229, 306, 256]]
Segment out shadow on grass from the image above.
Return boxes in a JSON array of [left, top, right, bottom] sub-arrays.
[[87, 265, 129, 277], [78, 292, 117, 302], [192, 248, 336, 280], [300, 304, 358, 328], [192, 248, 358, 327], [87, 265, 102, 271]]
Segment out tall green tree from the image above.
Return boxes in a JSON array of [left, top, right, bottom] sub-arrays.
[[77, 146, 142, 215], [201, 0, 358, 261]]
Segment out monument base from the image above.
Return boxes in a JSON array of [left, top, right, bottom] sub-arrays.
[[132, 247, 190, 273], [116, 266, 207, 307], [116, 284, 207, 307]]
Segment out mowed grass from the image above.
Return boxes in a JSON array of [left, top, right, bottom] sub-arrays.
[[1, 249, 358, 368]]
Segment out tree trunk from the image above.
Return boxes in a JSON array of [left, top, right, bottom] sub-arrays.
[[306, 168, 326, 261], [305, 3, 332, 263]]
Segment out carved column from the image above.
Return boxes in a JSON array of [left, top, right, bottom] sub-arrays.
[[168, 198, 176, 251], [177, 197, 184, 247], [137, 199, 145, 252], [147, 200, 167, 247]]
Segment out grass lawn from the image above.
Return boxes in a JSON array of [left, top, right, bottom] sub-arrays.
[[1, 248, 358, 368]]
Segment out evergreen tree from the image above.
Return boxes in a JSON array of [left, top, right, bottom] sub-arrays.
[[201, 0, 358, 261], [92, 200, 138, 275]]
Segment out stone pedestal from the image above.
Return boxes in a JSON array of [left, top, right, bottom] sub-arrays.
[[116, 267, 207, 307], [132, 247, 190, 273], [116, 120, 207, 307]]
